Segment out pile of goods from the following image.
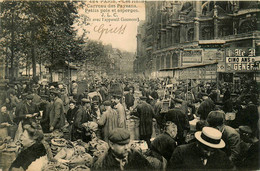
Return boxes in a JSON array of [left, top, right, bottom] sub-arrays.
[[82, 122, 109, 159], [43, 122, 109, 170], [88, 137, 109, 159], [42, 162, 69, 171], [0, 136, 20, 153]]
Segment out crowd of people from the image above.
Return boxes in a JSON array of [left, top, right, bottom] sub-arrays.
[[0, 76, 259, 170]]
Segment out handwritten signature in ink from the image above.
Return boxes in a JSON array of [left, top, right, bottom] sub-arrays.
[[93, 24, 127, 39]]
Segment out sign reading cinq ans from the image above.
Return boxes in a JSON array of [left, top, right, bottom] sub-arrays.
[[226, 48, 259, 71]]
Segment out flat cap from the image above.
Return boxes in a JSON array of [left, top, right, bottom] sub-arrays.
[[108, 128, 130, 145], [238, 126, 252, 134]]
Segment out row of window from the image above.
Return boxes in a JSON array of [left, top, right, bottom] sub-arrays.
[[155, 19, 256, 50]]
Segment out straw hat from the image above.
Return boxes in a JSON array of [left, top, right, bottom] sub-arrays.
[[195, 127, 225, 149]]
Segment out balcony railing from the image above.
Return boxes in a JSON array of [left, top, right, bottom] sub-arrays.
[[222, 31, 260, 41]]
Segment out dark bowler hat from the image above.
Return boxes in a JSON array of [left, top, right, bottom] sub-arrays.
[[108, 128, 130, 145], [81, 98, 91, 103], [206, 110, 225, 127]]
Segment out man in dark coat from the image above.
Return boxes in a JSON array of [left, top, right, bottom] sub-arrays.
[[164, 108, 190, 145], [168, 127, 234, 170], [99, 83, 108, 101], [93, 128, 152, 170], [207, 110, 240, 164], [150, 120, 177, 162], [14, 93, 27, 124], [222, 87, 231, 103], [49, 91, 65, 132], [18, 94, 39, 126], [66, 100, 78, 125], [131, 96, 155, 148], [197, 96, 215, 120], [124, 86, 135, 110], [72, 98, 92, 141], [236, 126, 259, 170], [66, 100, 78, 140], [97, 100, 119, 143], [39, 95, 51, 133]]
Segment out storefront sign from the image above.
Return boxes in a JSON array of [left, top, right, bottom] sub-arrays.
[[226, 57, 256, 63], [204, 64, 217, 81], [183, 56, 202, 62], [204, 49, 224, 63], [182, 50, 202, 64], [225, 48, 259, 72]]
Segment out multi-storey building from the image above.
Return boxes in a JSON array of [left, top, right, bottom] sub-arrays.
[[134, 1, 260, 86], [134, 20, 147, 76]]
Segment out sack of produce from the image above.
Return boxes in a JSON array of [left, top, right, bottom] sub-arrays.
[[70, 165, 90, 171], [42, 162, 69, 171], [89, 138, 109, 158], [69, 153, 93, 168]]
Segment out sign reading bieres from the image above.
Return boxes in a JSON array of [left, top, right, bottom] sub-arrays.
[[226, 48, 259, 71]]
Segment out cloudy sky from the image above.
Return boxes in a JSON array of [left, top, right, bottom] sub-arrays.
[[75, 1, 145, 52]]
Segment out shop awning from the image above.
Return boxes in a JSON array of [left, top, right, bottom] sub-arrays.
[[159, 62, 218, 71]]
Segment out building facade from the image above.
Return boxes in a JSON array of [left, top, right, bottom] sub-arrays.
[[134, 1, 260, 85]]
